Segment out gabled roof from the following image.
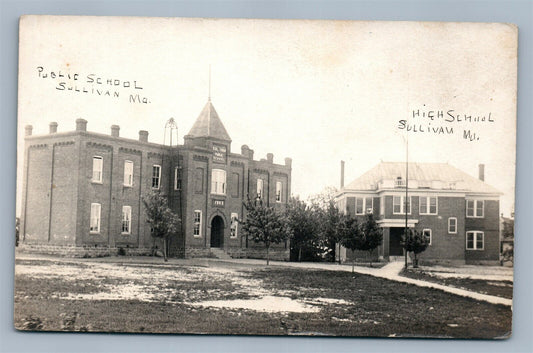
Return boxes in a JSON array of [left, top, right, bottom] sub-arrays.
[[187, 100, 231, 141], [343, 162, 501, 194]]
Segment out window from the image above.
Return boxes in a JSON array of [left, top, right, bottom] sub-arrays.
[[423, 229, 432, 245], [393, 196, 411, 214], [211, 169, 226, 195], [92, 156, 103, 183], [193, 210, 202, 237], [174, 167, 182, 190], [466, 231, 484, 250], [355, 197, 374, 215], [195, 168, 204, 193], [466, 200, 484, 218], [257, 178, 264, 199], [152, 165, 161, 189], [448, 217, 457, 234], [356, 198, 364, 214], [123, 160, 133, 187], [230, 213, 238, 238], [275, 182, 282, 202], [90, 203, 101, 233], [395, 176, 405, 187], [231, 173, 240, 198], [420, 196, 438, 215], [121, 206, 131, 234]]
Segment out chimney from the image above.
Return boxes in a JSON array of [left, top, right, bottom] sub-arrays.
[[267, 153, 274, 164], [25, 125, 33, 136], [340, 160, 345, 188], [478, 164, 485, 181], [139, 130, 149, 142], [284, 157, 292, 168], [49, 122, 58, 134], [75, 118, 87, 132], [111, 125, 120, 137]]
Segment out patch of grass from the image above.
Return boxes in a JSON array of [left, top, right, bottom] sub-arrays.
[[14, 260, 512, 338], [400, 268, 513, 299]]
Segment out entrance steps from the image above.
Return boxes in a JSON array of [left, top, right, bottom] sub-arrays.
[[210, 248, 232, 260], [389, 256, 411, 263]]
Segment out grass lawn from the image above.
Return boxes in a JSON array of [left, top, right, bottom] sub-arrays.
[[14, 257, 512, 338], [400, 268, 513, 299]]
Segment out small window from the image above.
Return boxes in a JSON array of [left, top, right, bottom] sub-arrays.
[[92, 156, 103, 183], [423, 229, 432, 245], [393, 196, 411, 214], [356, 198, 364, 215], [174, 167, 182, 190], [420, 196, 438, 215], [365, 197, 373, 214], [90, 203, 101, 233], [257, 178, 264, 199], [448, 217, 457, 234], [193, 210, 202, 237], [121, 206, 131, 234], [230, 213, 238, 238], [231, 173, 240, 198], [195, 168, 204, 193], [211, 169, 226, 195], [466, 200, 484, 218], [152, 165, 161, 189], [124, 160, 133, 187], [466, 231, 484, 250], [275, 182, 282, 202]]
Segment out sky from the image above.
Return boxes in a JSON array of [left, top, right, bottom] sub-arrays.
[[17, 16, 517, 216]]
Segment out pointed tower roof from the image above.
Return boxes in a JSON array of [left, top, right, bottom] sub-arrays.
[[187, 99, 231, 141]]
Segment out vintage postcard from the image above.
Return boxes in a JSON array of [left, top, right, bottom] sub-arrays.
[[15, 16, 516, 338]]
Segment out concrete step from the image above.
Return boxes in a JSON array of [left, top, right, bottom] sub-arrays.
[[210, 248, 232, 260]]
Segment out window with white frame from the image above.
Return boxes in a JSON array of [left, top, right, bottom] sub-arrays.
[[92, 156, 103, 183], [90, 203, 101, 233], [355, 197, 374, 215], [123, 160, 133, 187], [466, 200, 484, 218], [419, 196, 438, 215], [393, 196, 411, 214], [121, 206, 131, 234], [466, 231, 484, 250], [423, 229, 432, 245], [193, 210, 202, 237], [256, 178, 264, 199], [152, 165, 161, 189], [211, 169, 226, 195], [174, 167, 182, 190], [230, 213, 238, 238], [448, 217, 457, 234], [275, 181, 282, 202]]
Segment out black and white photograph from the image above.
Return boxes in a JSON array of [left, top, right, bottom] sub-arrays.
[[15, 15, 516, 338]]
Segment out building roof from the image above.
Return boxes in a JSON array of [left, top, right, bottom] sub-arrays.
[[187, 99, 231, 141], [343, 162, 501, 194]]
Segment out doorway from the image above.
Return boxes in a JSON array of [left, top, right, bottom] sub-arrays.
[[389, 227, 405, 256], [210, 216, 224, 248]]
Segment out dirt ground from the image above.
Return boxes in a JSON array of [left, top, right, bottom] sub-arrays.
[[14, 256, 512, 338]]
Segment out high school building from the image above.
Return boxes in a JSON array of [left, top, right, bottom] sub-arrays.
[[20, 99, 292, 259], [335, 162, 501, 265]]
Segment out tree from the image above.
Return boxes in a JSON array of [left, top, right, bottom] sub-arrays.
[[286, 197, 321, 262], [339, 216, 362, 272], [403, 229, 429, 268], [359, 214, 383, 267], [318, 201, 345, 263], [241, 198, 291, 265], [142, 191, 181, 262]]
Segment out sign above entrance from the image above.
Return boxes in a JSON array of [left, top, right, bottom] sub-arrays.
[[212, 144, 227, 164], [212, 199, 225, 207]]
